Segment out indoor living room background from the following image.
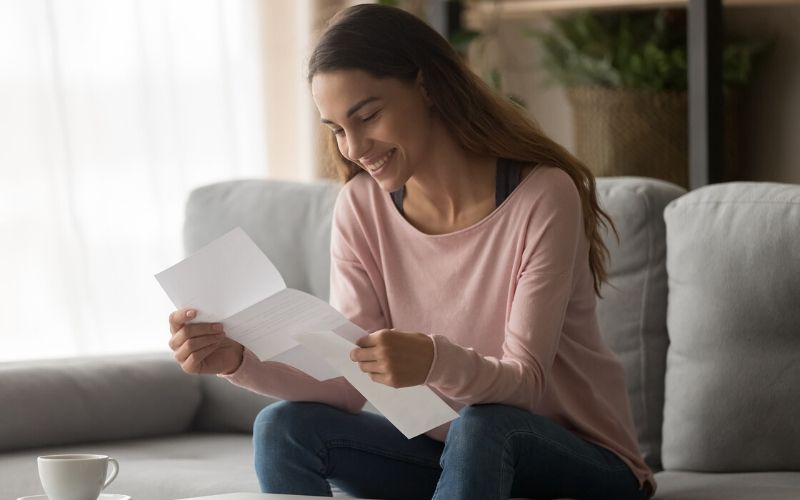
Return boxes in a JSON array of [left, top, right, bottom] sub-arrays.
[[1, 1, 798, 500]]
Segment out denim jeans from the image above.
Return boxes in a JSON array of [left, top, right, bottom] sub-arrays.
[[252, 401, 648, 500]]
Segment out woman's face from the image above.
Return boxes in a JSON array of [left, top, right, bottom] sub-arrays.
[[311, 69, 435, 192]]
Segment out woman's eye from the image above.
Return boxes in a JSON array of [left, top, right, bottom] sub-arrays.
[[332, 128, 345, 136], [362, 111, 380, 123]]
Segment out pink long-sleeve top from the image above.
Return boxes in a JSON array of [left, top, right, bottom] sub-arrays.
[[222, 165, 656, 497]]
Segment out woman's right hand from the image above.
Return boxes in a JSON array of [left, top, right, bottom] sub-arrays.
[[168, 308, 244, 375]]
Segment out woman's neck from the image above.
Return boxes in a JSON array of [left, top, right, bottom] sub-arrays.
[[403, 124, 497, 233]]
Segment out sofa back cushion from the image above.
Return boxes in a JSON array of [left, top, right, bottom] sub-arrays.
[[183, 179, 341, 301], [595, 177, 686, 472], [662, 182, 800, 471], [0, 353, 201, 452]]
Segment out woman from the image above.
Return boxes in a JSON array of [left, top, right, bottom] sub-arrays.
[[167, 4, 655, 500]]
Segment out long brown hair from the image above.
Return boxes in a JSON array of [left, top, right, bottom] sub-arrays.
[[308, 4, 618, 296]]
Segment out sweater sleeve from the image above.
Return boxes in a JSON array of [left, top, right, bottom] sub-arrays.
[[424, 170, 583, 410], [328, 181, 390, 336], [220, 348, 366, 413]]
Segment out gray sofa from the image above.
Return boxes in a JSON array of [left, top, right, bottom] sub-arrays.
[[2, 176, 799, 500]]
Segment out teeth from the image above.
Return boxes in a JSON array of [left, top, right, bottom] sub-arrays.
[[366, 149, 394, 171]]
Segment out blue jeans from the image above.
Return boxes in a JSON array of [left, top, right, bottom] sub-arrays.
[[253, 401, 648, 500]]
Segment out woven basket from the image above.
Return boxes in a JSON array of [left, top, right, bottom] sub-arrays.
[[566, 87, 740, 188]]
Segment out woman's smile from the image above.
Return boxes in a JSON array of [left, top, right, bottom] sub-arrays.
[[362, 148, 396, 176]]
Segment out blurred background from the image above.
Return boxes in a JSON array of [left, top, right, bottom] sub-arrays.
[[1, 0, 798, 362]]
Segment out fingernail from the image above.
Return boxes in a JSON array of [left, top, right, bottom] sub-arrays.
[[187, 310, 195, 318]]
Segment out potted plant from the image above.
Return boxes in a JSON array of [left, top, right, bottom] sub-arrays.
[[530, 9, 766, 187]]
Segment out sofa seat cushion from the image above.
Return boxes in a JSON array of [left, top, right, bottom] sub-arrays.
[[652, 471, 800, 499], [0, 433, 365, 500], [0, 434, 258, 500]]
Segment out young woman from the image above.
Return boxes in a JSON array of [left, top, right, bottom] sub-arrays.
[[167, 5, 655, 499]]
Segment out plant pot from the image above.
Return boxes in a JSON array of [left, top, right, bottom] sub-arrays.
[[566, 87, 741, 188]]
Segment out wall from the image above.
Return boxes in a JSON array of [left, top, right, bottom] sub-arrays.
[[726, 5, 800, 183], [484, 6, 800, 184]]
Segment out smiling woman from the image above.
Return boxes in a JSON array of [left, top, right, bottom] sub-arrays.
[[165, 4, 657, 500]]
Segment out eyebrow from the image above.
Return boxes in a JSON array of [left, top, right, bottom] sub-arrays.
[[320, 96, 381, 125]]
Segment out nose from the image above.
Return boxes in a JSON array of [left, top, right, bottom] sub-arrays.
[[344, 130, 372, 163]]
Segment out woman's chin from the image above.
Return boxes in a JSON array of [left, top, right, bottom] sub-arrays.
[[374, 177, 403, 193], [364, 164, 404, 192]]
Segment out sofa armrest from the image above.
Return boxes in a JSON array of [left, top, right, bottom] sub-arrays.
[[0, 353, 202, 453]]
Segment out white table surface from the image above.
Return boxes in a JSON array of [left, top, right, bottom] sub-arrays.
[[176, 493, 359, 500]]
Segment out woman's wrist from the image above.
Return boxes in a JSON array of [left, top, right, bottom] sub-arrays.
[[221, 345, 245, 375]]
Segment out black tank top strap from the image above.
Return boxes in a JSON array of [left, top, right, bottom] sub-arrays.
[[496, 157, 522, 206], [390, 186, 405, 215]]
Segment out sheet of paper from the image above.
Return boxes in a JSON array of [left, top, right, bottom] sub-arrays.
[[154, 227, 285, 323], [292, 330, 459, 439], [268, 344, 339, 381], [155, 227, 341, 380], [222, 288, 351, 360]]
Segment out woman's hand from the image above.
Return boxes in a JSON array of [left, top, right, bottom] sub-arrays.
[[168, 308, 244, 375], [350, 329, 434, 388]]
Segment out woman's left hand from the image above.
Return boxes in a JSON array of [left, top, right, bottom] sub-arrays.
[[350, 329, 434, 388]]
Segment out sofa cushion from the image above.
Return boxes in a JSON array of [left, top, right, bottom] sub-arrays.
[[0, 434, 258, 500], [662, 182, 800, 471], [0, 353, 201, 453], [595, 177, 686, 472], [0, 434, 358, 500], [652, 471, 800, 499], [183, 179, 341, 300]]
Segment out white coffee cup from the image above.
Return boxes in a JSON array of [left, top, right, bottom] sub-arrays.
[[37, 454, 119, 500]]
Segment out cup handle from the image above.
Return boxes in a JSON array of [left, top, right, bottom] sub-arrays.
[[103, 458, 119, 490]]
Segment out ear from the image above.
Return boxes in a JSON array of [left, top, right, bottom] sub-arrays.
[[416, 70, 433, 107]]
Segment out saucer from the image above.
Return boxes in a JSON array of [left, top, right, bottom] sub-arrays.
[[17, 495, 131, 500]]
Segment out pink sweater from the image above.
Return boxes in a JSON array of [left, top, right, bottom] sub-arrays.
[[222, 166, 656, 496]]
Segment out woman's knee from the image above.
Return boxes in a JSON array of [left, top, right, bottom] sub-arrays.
[[449, 404, 520, 435], [445, 405, 511, 453], [446, 404, 543, 452], [253, 401, 316, 451]]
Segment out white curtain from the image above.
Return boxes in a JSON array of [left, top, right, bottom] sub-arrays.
[[0, 0, 274, 361]]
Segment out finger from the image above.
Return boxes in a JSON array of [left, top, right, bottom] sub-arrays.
[[368, 372, 391, 386], [180, 342, 219, 374], [350, 347, 378, 362], [169, 323, 224, 351], [173, 333, 224, 363], [356, 360, 382, 374], [169, 308, 195, 333], [169, 308, 197, 334], [356, 329, 387, 348], [174, 333, 223, 363]]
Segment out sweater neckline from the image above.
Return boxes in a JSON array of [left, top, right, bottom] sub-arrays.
[[383, 163, 541, 239]]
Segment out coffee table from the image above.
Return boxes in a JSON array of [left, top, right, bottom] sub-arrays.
[[176, 493, 361, 500]]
